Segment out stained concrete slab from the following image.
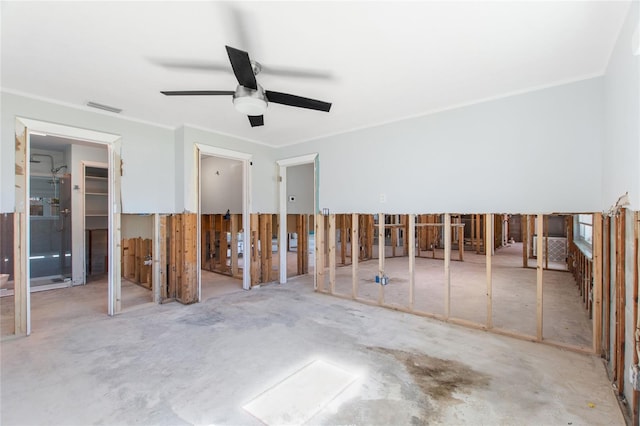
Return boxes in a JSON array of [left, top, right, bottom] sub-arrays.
[[1, 274, 623, 425]]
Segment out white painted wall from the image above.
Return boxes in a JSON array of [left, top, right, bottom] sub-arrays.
[[201, 156, 242, 214], [602, 0, 639, 412], [286, 163, 314, 214], [179, 125, 277, 213], [603, 1, 639, 211], [121, 214, 153, 239], [0, 92, 176, 213], [277, 77, 605, 214]]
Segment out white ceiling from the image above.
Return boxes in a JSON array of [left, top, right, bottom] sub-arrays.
[[1, 1, 631, 147]]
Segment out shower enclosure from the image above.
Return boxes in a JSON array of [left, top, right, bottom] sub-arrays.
[[29, 154, 72, 288]]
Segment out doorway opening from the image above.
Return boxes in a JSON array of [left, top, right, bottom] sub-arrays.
[[277, 154, 318, 286], [10, 118, 121, 336], [197, 145, 252, 300]]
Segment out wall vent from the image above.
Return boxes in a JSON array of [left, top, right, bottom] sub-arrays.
[[86, 101, 122, 114]]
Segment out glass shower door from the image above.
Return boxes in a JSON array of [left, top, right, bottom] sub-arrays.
[[29, 174, 72, 288]]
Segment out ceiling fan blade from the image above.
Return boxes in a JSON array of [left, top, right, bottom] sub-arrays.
[[248, 115, 264, 127], [225, 46, 257, 90], [265, 90, 332, 112], [161, 90, 234, 96], [152, 59, 230, 73], [260, 65, 333, 80]]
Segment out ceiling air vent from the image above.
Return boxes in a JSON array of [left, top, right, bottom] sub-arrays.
[[86, 101, 122, 114]]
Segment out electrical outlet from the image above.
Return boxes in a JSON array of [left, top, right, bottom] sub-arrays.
[[379, 193, 387, 203]]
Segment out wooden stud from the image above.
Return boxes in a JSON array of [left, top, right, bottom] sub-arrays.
[[366, 215, 374, 260], [315, 213, 325, 291], [230, 214, 239, 277], [603, 215, 611, 359], [296, 214, 308, 275], [175, 213, 197, 304], [633, 211, 640, 425], [352, 213, 359, 299], [544, 215, 549, 270], [223, 215, 231, 275], [340, 214, 348, 265], [14, 213, 27, 335], [486, 213, 493, 329], [378, 213, 385, 305], [266, 214, 274, 282], [167, 215, 177, 299], [471, 214, 476, 255], [444, 213, 451, 318], [458, 217, 464, 261], [615, 209, 626, 395], [159, 215, 167, 300], [250, 214, 260, 286], [14, 123, 28, 335], [522, 215, 529, 268], [476, 214, 482, 254], [536, 214, 544, 341], [403, 214, 409, 258], [134, 237, 141, 283], [408, 214, 416, 311], [391, 215, 397, 257], [329, 214, 336, 294]]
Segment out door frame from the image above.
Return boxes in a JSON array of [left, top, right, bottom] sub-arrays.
[[276, 153, 318, 285], [196, 144, 252, 293], [14, 118, 121, 335]]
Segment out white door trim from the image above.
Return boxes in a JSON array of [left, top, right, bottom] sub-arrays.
[[196, 144, 252, 292], [276, 153, 318, 285], [15, 118, 121, 333]]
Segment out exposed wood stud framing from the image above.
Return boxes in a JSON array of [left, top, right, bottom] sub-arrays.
[[329, 214, 336, 294], [409, 213, 416, 311], [614, 209, 626, 395], [603, 216, 611, 359], [250, 214, 260, 286], [536, 214, 544, 341], [378, 213, 385, 305], [352, 213, 359, 299], [444, 213, 451, 318], [14, 123, 28, 335], [316, 213, 326, 291], [159, 215, 168, 300], [486, 213, 493, 329], [593, 213, 603, 354], [121, 237, 152, 287]]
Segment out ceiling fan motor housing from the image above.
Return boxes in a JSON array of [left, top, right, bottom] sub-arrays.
[[233, 84, 268, 116]]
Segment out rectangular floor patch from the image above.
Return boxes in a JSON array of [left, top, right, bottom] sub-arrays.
[[243, 359, 357, 425]]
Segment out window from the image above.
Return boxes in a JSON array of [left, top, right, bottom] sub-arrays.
[[575, 214, 592, 245]]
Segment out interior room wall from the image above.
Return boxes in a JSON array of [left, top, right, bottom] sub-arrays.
[[0, 91, 177, 213], [286, 163, 314, 214], [603, 1, 639, 212], [276, 77, 605, 214], [121, 214, 153, 239], [201, 156, 242, 214], [179, 125, 278, 214], [602, 1, 639, 411]]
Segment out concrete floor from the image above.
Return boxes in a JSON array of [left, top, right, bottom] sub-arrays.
[[0, 273, 624, 425]]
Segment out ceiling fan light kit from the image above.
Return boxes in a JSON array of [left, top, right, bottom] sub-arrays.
[[161, 45, 331, 127], [233, 85, 267, 116]]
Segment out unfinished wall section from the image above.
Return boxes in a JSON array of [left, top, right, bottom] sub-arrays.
[[315, 212, 609, 354]]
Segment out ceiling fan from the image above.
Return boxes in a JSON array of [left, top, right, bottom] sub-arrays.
[[161, 46, 332, 127]]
